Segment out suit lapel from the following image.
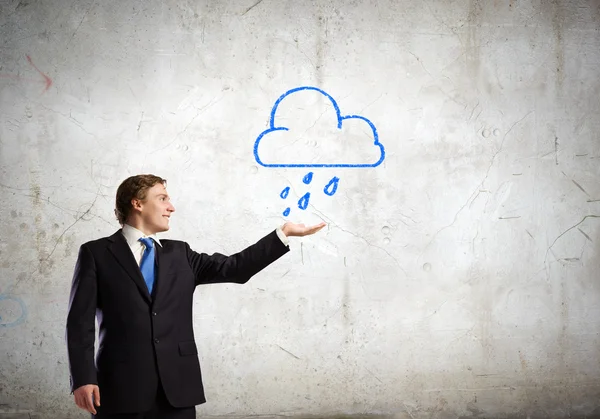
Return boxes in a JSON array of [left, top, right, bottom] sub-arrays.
[[107, 230, 152, 304]]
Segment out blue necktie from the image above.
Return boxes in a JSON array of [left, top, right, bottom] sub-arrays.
[[139, 237, 156, 294]]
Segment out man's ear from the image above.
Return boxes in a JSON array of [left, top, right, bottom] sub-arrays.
[[131, 198, 143, 211]]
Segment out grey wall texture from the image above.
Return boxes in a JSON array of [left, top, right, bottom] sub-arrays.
[[1, 0, 599, 418]]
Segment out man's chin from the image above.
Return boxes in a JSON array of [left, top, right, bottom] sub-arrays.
[[154, 223, 170, 233]]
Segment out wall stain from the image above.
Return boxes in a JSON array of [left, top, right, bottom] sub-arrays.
[[519, 351, 527, 370], [552, 0, 564, 92], [64, 232, 75, 257], [342, 270, 350, 329], [30, 111, 54, 276], [315, 14, 325, 90], [465, 0, 482, 79]]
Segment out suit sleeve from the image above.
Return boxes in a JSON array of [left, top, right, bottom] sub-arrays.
[[187, 229, 290, 286], [65, 244, 98, 392]]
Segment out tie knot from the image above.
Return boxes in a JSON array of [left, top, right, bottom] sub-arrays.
[[139, 237, 154, 249]]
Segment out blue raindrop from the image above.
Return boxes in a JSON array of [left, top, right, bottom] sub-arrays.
[[283, 207, 290, 217], [298, 192, 311, 210], [303, 172, 314, 185], [280, 186, 290, 199], [324, 177, 340, 196]]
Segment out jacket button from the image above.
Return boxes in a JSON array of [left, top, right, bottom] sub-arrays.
[[153, 312, 157, 316], [154, 338, 159, 344]]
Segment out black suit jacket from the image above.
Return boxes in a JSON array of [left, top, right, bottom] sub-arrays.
[[65, 229, 289, 414]]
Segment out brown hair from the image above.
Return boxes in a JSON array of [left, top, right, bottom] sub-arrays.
[[114, 174, 166, 225]]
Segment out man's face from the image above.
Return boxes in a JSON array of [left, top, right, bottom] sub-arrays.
[[136, 183, 175, 234]]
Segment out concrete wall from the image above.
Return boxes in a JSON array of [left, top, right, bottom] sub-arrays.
[[1, 0, 599, 418]]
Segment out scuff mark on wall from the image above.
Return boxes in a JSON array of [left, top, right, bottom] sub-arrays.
[[552, 0, 565, 92], [465, 0, 482, 80]]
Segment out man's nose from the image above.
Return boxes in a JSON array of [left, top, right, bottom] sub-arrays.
[[168, 203, 175, 212]]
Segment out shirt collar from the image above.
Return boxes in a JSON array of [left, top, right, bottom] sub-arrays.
[[122, 224, 162, 247]]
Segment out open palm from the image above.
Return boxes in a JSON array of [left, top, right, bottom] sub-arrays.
[[282, 221, 326, 237]]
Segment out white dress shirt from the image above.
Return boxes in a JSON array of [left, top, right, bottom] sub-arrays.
[[121, 224, 289, 266], [275, 226, 290, 246], [122, 224, 163, 266]]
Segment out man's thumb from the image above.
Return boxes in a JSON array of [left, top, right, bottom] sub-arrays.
[[93, 387, 101, 406]]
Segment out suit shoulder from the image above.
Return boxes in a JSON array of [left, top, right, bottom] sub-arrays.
[[79, 231, 119, 250], [160, 238, 188, 249]]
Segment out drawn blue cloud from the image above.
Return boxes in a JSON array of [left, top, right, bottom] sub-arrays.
[[253, 86, 385, 168], [0, 294, 27, 328]]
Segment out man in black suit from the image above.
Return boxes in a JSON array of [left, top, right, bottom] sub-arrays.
[[65, 174, 325, 418]]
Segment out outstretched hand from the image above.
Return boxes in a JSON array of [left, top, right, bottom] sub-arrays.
[[282, 221, 326, 237]]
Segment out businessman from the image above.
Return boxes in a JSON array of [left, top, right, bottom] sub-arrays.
[[65, 174, 326, 418]]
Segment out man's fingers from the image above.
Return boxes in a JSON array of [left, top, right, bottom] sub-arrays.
[[76, 395, 89, 412], [283, 221, 326, 237], [73, 385, 100, 414], [93, 386, 101, 406], [85, 391, 97, 414], [304, 223, 326, 235]]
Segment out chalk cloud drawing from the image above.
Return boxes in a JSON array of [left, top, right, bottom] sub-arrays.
[[254, 86, 384, 216], [0, 294, 27, 328], [254, 86, 384, 168]]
